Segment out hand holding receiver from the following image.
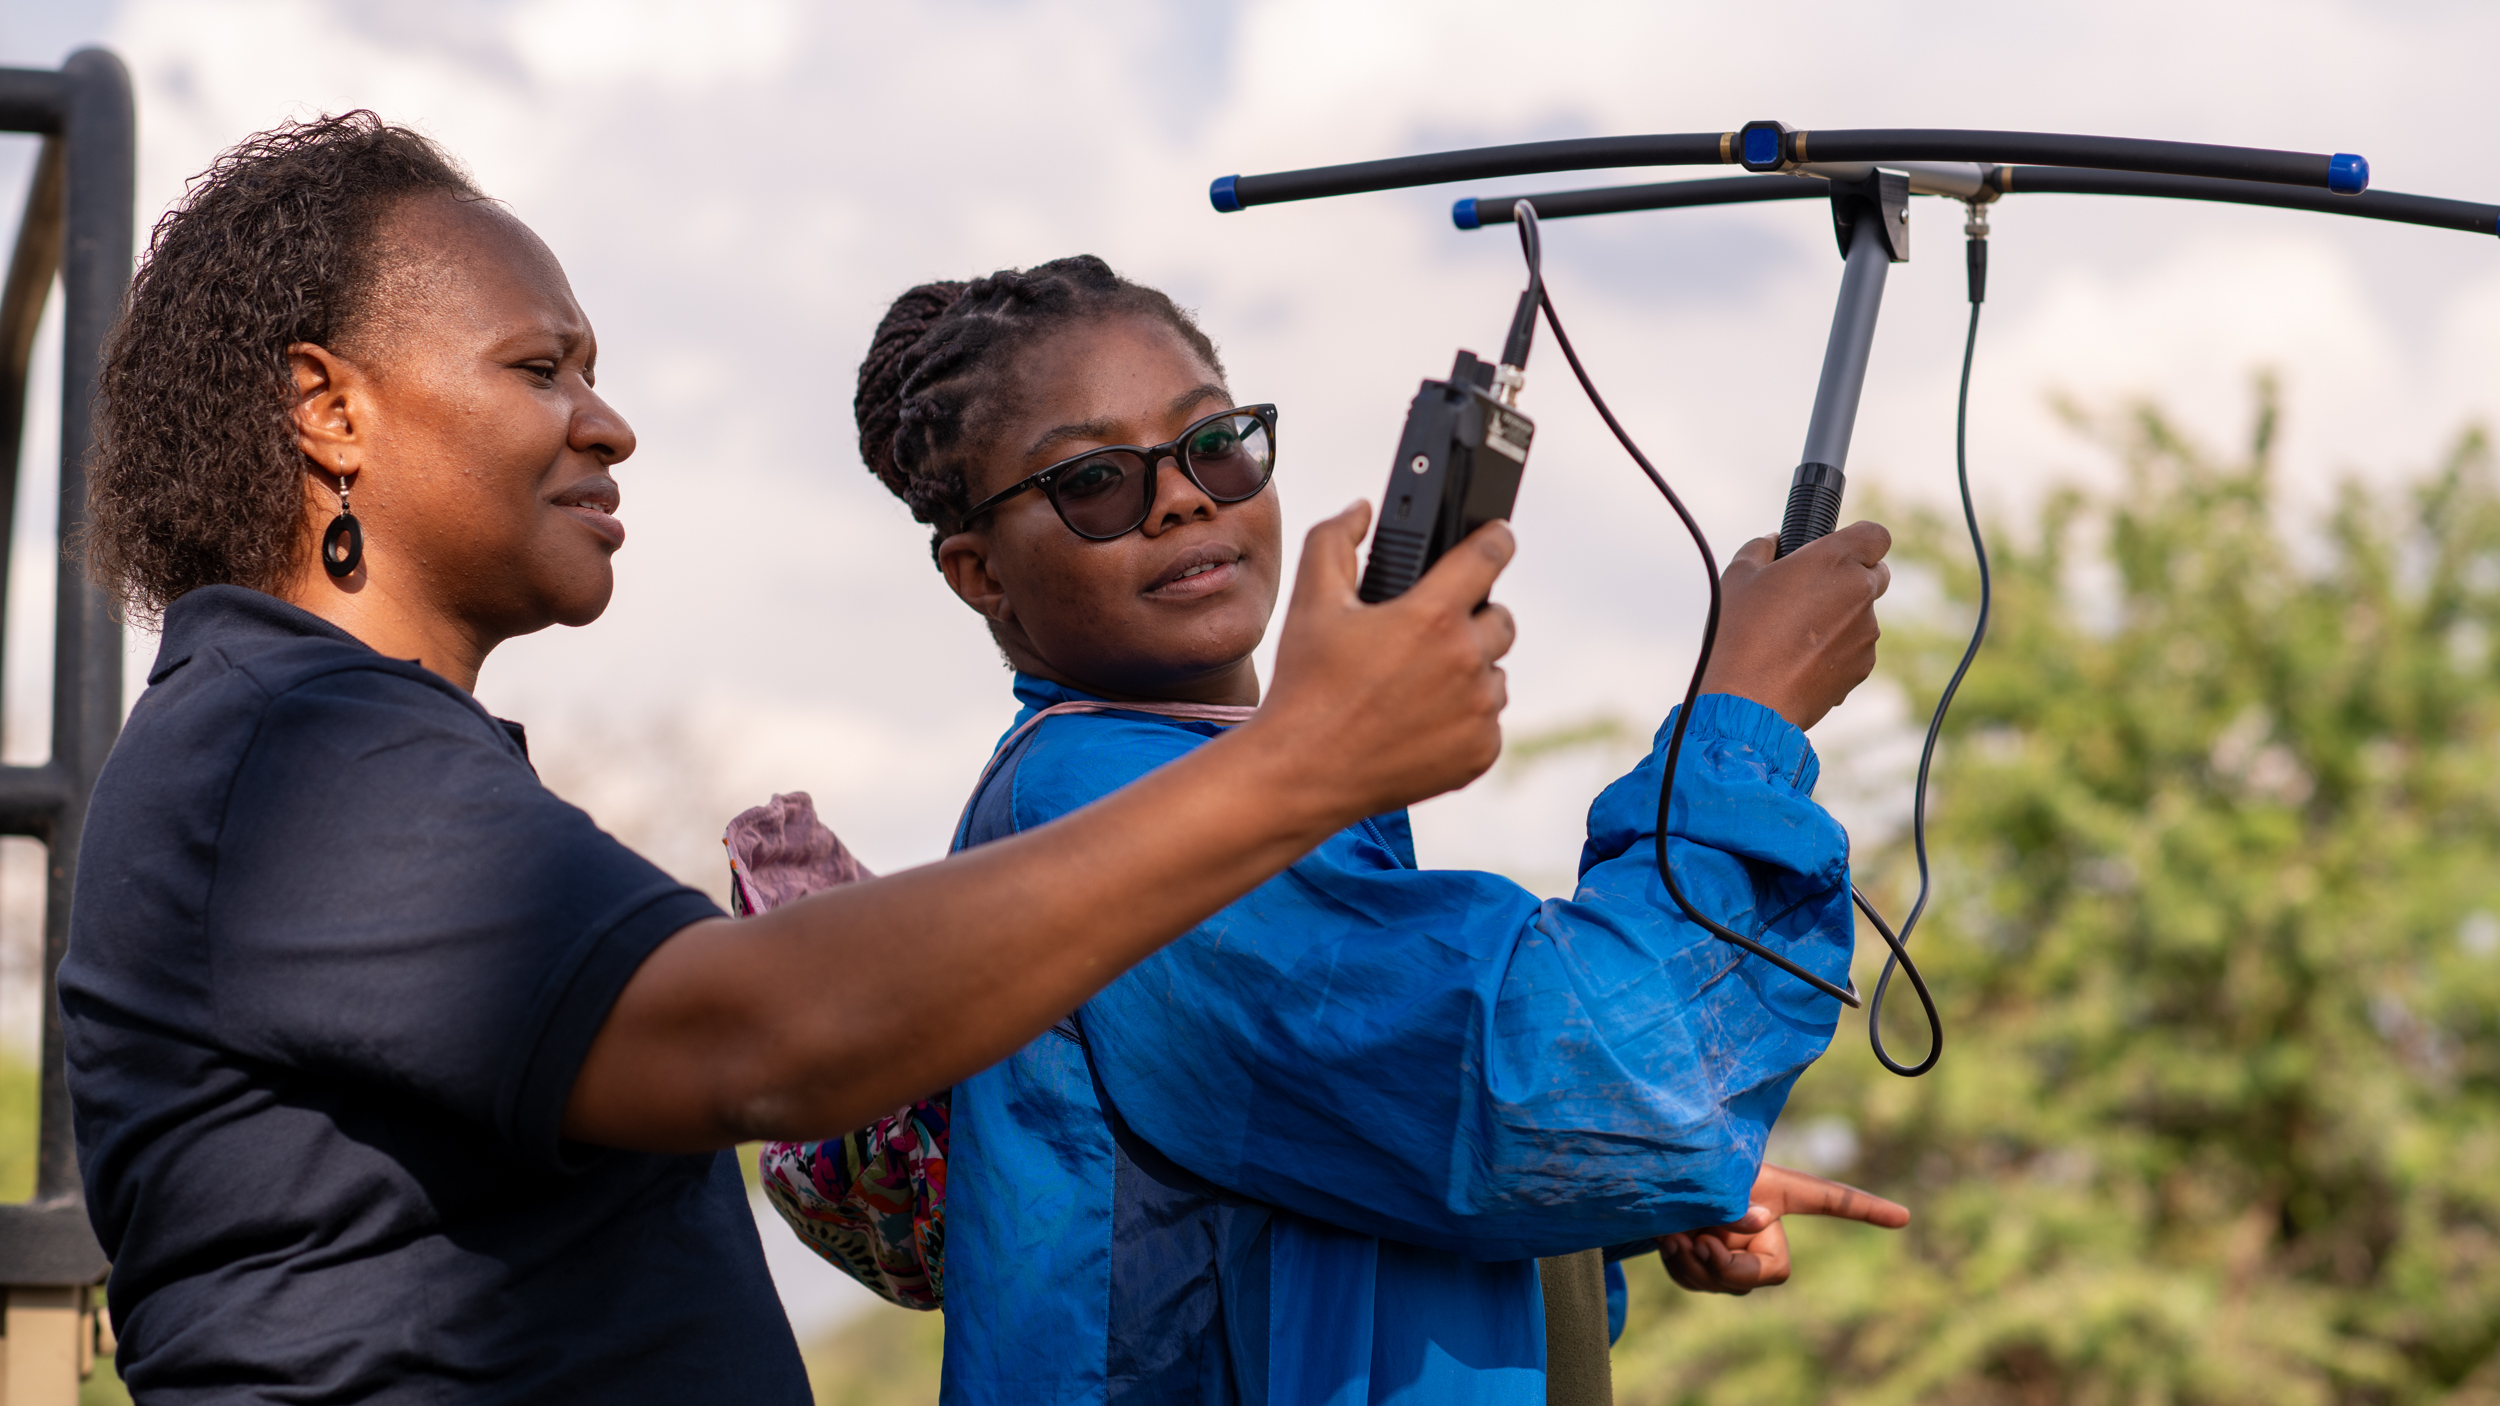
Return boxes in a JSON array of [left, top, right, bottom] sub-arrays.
[[1656, 1162, 1910, 1296], [1699, 519, 1892, 731], [1245, 501, 1517, 824]]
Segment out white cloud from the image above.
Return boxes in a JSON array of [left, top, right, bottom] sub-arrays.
[[509, 0, 803, 87], [0, 0, 2484, 893]]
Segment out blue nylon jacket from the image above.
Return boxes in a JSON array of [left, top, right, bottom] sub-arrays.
[[941, 676, 1855, 1406]]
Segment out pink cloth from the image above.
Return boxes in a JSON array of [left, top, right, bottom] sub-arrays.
[[723, 791, 872, 917]]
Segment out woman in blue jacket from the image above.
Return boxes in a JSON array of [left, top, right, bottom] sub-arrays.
[[831, 257, 1903, 1404]]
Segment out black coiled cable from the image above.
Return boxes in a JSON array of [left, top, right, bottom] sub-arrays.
[[1507, 199, 1987, 1075], [1849, 290, 1990, 1077]]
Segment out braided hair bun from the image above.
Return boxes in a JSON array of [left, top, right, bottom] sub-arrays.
[[854, 280, 968, 515], [853, 256, 1223, 559]]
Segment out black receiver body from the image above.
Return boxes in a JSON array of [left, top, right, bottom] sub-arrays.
[[1357, 350, 1535, 602]]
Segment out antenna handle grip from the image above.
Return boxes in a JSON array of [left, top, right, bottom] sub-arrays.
[[1777, 462, 1845, 558]]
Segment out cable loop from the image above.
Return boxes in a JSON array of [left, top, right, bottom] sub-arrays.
[[1512, 202, 1991, 1071]]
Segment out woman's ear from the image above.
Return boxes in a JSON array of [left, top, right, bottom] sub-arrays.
[[287, 341, 363, 473], [937, 529, 1016, 626]]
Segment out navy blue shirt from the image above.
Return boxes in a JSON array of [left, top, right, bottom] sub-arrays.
[[61, 587, 808, 1403]]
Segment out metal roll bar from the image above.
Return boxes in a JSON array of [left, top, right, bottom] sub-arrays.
[[0, 46, 133, 1404]]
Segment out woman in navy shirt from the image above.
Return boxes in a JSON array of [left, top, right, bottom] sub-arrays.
[[59, 114, 1520, 1402]]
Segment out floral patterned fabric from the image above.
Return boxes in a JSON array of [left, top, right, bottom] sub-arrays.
[[725, 792, 946, 1312], [755, 1097, 949, 1310]]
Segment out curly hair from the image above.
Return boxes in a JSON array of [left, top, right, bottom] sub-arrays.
[[855, 256, 1225, 560], [84, 111, 481, 622]]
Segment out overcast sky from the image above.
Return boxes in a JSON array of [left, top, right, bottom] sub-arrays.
[[3, 0, 2494, 903], [5, 0, 2494, 1343]]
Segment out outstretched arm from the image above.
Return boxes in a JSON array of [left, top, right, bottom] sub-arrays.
[[563, 505, 1517, 1152]]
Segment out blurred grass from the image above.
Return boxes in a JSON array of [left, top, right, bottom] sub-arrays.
[[803, 1304, 942, 1406], [0, 1059, 131, 1402], [0, 1059, 34, 1202], [83, 1350, 131, 1405]]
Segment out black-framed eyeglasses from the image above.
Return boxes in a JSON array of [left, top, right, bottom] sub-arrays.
[[963, 404, 1277, 542]]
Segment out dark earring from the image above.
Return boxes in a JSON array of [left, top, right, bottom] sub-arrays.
[[322, 474, 363, 579]]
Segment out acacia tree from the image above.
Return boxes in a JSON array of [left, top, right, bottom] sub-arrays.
[[1614, 387, 2500, 1406]]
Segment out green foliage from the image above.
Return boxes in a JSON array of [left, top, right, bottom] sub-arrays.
[[1614, 386, 2500, 1405], [1507, 713, 1641, 769]]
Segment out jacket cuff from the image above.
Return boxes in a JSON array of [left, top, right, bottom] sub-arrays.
[[1656, 693, 1819, 794]]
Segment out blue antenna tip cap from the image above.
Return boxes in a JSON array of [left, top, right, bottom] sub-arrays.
[[1451, 198, 1480, 231], [1209, 175, 1242, 213], [2328, 153, 2369, 195]]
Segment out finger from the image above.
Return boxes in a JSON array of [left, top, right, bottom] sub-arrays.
[[1659, 1236, 1708, 1290], [1720, 1205, 1776, 1235], [1828, 518, 1892, 566], [1868, 558, 1894, 600], [1469, 601, 1518, 664], [1745, 1219, 1792, 1288], [1725, 534, 1777, 574], [1288, 501, 1373, 612], [1674, 1239, 1727, 1294], [1758, 1164, 1911, 1228], [1750, 1215, 1790, 1280], [1403, 519, 1517, 617], [1698, 1236, 1755, 1295], [1664, 1248, 1709, 1293], [1803, 1180, 1910, 1228]]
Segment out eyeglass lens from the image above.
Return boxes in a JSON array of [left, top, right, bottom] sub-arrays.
[[1049, 412, 1273, 539]]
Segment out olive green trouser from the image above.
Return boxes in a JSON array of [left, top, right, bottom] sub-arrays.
[[1537, 1248, 1612, 1406]]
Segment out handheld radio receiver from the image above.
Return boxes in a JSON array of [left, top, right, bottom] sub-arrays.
[[1356, 349, 1534, 602], [1357, 204, 1544, 603]]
